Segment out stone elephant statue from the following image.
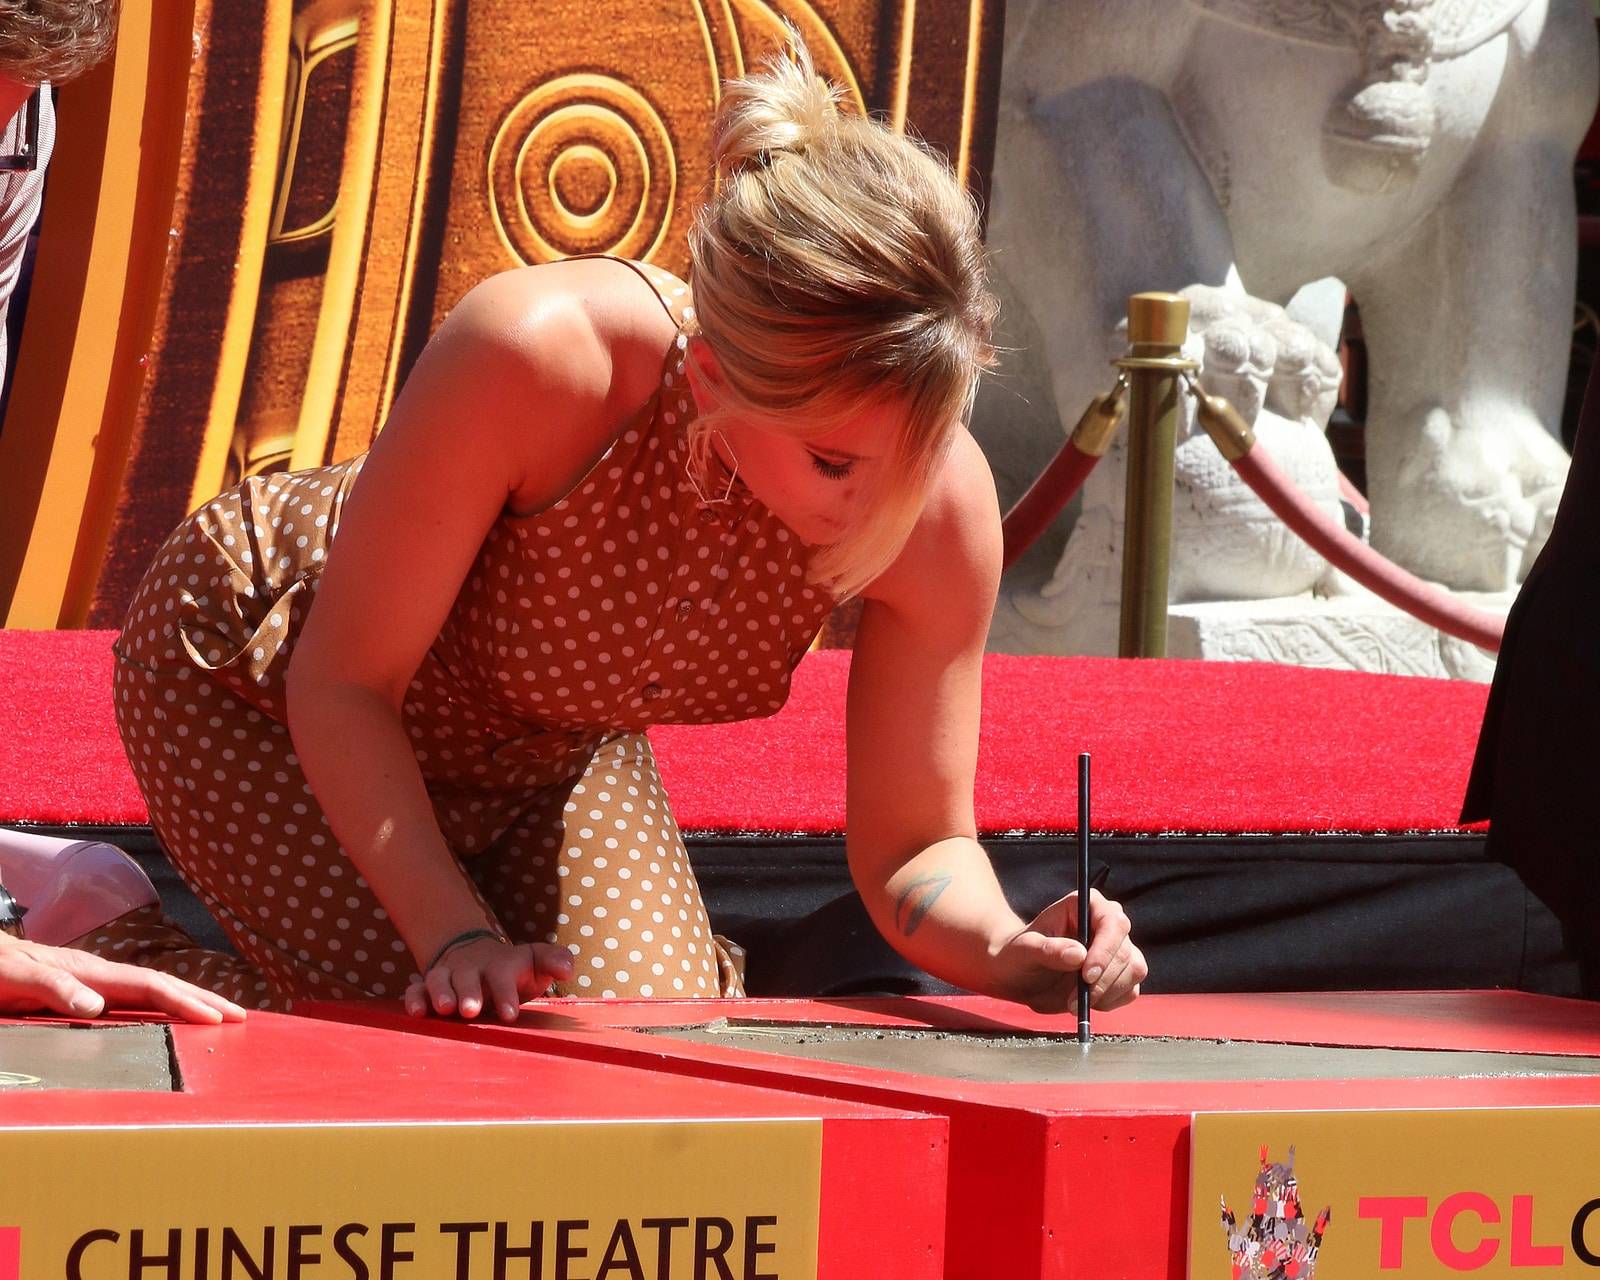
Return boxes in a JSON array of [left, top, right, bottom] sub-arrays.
[[978, 0, 1598, 656]]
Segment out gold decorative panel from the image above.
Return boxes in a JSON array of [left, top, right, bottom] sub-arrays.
[[0, 0, 1003, 628]]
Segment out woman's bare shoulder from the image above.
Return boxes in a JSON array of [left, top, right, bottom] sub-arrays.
[[441, 259, 680, 515], [453, 258, 679, 417]]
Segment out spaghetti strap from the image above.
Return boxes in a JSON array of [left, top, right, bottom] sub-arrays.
[[566, 252, 683, 327]]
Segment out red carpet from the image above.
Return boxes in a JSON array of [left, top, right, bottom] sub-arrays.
[[0, 629, 1488, 835]]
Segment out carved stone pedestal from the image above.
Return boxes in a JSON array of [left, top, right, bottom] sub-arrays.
[[1165, 592, 1511, 681]]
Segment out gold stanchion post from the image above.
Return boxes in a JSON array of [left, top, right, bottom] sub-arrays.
[[1115, 292, 1192, 658]]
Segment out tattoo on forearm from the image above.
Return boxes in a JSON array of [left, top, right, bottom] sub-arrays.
[[894, 872, 953, 936]]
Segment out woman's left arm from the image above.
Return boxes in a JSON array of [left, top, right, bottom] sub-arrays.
[[846, 434, 1146, 1014]]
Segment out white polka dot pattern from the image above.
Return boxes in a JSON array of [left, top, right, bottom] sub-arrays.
[[100, 257, 825, 1006]]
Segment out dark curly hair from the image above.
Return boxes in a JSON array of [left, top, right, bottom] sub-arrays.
[[0, 0, 118, 84]]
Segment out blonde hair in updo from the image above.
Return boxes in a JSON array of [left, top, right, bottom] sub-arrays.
[[685, 28, 999, 600]]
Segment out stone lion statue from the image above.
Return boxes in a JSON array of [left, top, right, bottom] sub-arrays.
[[979, 0, 1598, 655]]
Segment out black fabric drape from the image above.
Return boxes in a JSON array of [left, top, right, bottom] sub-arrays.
[[1462, 357, 1600, 994]]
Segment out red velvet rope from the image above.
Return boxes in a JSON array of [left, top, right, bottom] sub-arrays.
[[1228, 446, 1505, 652], [999, 441, 1103, 570], [996, 397, 1503, 652]]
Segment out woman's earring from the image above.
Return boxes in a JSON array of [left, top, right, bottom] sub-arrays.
[[689, 430, 740, 506]]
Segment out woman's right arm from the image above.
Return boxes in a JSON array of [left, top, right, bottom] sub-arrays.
[[283, 266, 640, 1019]]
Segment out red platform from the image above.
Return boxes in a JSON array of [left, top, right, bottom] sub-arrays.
[[0, 1009, 947, 1279], [310, 991, 1600, 1280]]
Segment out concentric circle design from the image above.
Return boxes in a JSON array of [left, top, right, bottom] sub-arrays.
[[488, 74, 676, 264], [549, 143, 617, 228]]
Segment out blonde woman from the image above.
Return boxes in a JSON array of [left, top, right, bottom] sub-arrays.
[[93, 35, 1147, 1020]]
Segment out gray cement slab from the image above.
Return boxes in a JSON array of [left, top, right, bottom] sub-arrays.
[[649, 1022, 1600, 1085], [0, 1023, 174, 1092]]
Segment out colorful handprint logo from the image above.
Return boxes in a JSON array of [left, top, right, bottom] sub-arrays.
[[1220, 1146, 1331, 1279]]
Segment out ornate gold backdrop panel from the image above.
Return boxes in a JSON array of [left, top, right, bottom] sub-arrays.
[[0, 2, 201, 629], [330, 0, 1003, 470], [0, 0, 1003, 627]]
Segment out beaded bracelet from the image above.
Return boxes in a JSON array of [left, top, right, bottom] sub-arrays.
[[424, 927, 511, 974]]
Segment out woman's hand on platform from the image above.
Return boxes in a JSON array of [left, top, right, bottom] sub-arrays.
[[0, 936, 248, 1024], [404, 937, 576, 1023], [991, 889, 1146, 1016]]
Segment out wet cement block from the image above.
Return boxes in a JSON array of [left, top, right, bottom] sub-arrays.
[[651, 1021, 1600, 1085]]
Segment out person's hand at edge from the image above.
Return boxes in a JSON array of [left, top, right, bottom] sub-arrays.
[[0, 936, 248, 1024]]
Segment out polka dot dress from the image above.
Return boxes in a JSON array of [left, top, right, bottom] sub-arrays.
[[93, 257, 836, 1010]]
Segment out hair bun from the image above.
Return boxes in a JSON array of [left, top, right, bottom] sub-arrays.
[[711, 29, 843, 179]]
